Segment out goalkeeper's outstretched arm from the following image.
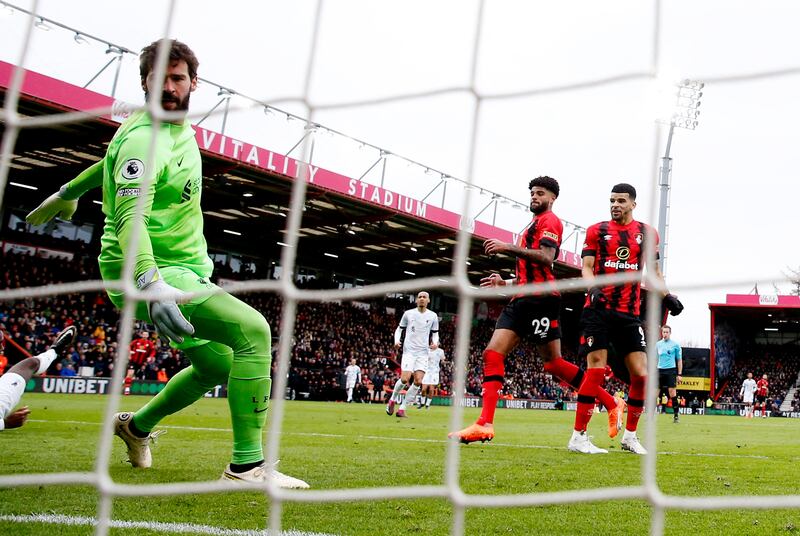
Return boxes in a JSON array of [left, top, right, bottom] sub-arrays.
[[25, 161, 104, 225]]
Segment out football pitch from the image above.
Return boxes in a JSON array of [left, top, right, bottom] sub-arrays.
[[1, 394, 798, 536]]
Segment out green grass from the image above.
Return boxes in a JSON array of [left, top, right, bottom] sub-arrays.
[[0, 394, 798, 535]]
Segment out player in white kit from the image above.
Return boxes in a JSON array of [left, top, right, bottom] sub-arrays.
[[739, 372, 757, 419], [0, 326, 76, 431], [386, 291, 439, 418], [344, 358, 362, 403], [419, 346, 445, 409]]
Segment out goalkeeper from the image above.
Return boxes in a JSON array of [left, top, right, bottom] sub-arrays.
[[26, 39, 307, 488]]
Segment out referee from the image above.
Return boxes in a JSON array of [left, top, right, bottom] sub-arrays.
[[656, 325, 682, 423]]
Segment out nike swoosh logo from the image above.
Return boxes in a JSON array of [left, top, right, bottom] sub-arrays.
[[254, 407, 268, 413], [177, 156, 184, 167]]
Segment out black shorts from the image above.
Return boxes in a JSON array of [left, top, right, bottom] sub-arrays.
[[756, 394, 767, 403], [579, 307, 646, 385], [658, 368, 678, 389], [496, 295, 561, 343], [580, 307, 646, 356]]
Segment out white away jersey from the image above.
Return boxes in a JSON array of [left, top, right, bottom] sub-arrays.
[[345, 365, 361, 384], [741, 378, 757, 398], [427, 348, 445, 375], [398, 308, 439, 354]]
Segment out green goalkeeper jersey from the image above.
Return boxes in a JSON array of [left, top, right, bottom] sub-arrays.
[[94, 110, 212, 282]]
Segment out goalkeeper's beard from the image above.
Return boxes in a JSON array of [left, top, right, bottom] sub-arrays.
[[144, 91, 191, 112]]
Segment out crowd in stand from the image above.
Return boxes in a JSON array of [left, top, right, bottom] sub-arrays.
[[0, 244, 581, 402], [716, 344, 800, 412], [2, 236, 800, 413]]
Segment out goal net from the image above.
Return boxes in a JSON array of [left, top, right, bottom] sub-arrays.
[[1, 1, 799, 535]]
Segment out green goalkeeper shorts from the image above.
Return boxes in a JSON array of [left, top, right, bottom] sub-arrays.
[[100, 262, 219, 350]]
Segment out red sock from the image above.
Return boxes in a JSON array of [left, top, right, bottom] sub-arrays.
[[476, 349, 505, 426], [545, 358, 616, 411], [544, 357, 580, 385], [574, 368, 605, 432], [626, 375, 646, 432], [476, 380, 503, 426], [596, 388, 617, 412]]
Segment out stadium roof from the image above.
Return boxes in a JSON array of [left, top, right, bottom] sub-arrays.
[[0, 60, 582, 287], [709, 294, 800, 345]]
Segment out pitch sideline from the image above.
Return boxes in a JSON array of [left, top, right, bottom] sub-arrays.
[[0, 513, 335, 536]]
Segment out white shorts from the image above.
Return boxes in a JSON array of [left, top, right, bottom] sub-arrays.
[[422, 371, 439, 386], [743, 394, 754, 404], [401, 351, 429, 373], [346, 382, 356, 389]]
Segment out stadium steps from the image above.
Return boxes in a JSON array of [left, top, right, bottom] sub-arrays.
[[780, 385, 798, 412]]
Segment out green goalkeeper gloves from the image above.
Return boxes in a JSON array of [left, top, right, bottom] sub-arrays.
[[137, 268, 195, 344], [25, 186, 79, 225]]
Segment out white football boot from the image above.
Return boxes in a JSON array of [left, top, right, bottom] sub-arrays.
[[620, 431, 648, 455], [567, 430, 608, 454], [112, 412, 165, 468], [220, 461, 310, 489]]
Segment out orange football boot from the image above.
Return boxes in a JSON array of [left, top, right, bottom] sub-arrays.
[[448, 423, 494, 444], [608, 397, 626, 438]]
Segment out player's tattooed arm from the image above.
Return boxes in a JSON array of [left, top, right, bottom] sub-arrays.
[[582, 255, 607, 306], [483, 239, 556, 266]]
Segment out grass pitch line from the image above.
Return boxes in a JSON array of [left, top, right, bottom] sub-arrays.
[[0, 513, 336, 536], [29, 419, 770, 460]]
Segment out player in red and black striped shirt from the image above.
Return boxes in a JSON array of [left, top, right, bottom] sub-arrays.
[[568, 183, 683, 455], [755, 374, 769, 417], [449, 176, 623, 444]]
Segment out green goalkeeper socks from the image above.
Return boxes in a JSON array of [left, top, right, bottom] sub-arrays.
[[132, 341, 233, 433], [183, 292, 272, 465]]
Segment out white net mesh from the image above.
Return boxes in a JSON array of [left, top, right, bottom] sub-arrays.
[[1, 1, 799, 535]]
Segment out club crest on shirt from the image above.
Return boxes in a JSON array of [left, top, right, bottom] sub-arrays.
[[603, 234, 613, 240], [635, 233, 643, 244], [121, 158, 145, 180]]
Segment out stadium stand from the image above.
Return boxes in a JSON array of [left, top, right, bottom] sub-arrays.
[[714, 344, 800, 413], [13, 230, 800, 411]]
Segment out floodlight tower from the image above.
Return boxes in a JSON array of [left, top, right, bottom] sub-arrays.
[[657, 79, 703, 276]]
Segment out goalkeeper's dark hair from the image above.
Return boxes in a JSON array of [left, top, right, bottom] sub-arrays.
[[140, 39, 199, 81], [611, 182, 637, 200], [528, 176, 559, 197]]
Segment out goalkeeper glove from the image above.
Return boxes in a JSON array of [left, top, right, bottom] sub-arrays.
[[663, 294, 684, 316], [25, 185, 79, 225], [138, 268, 195, 344], [588, 287, 607, 308]]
